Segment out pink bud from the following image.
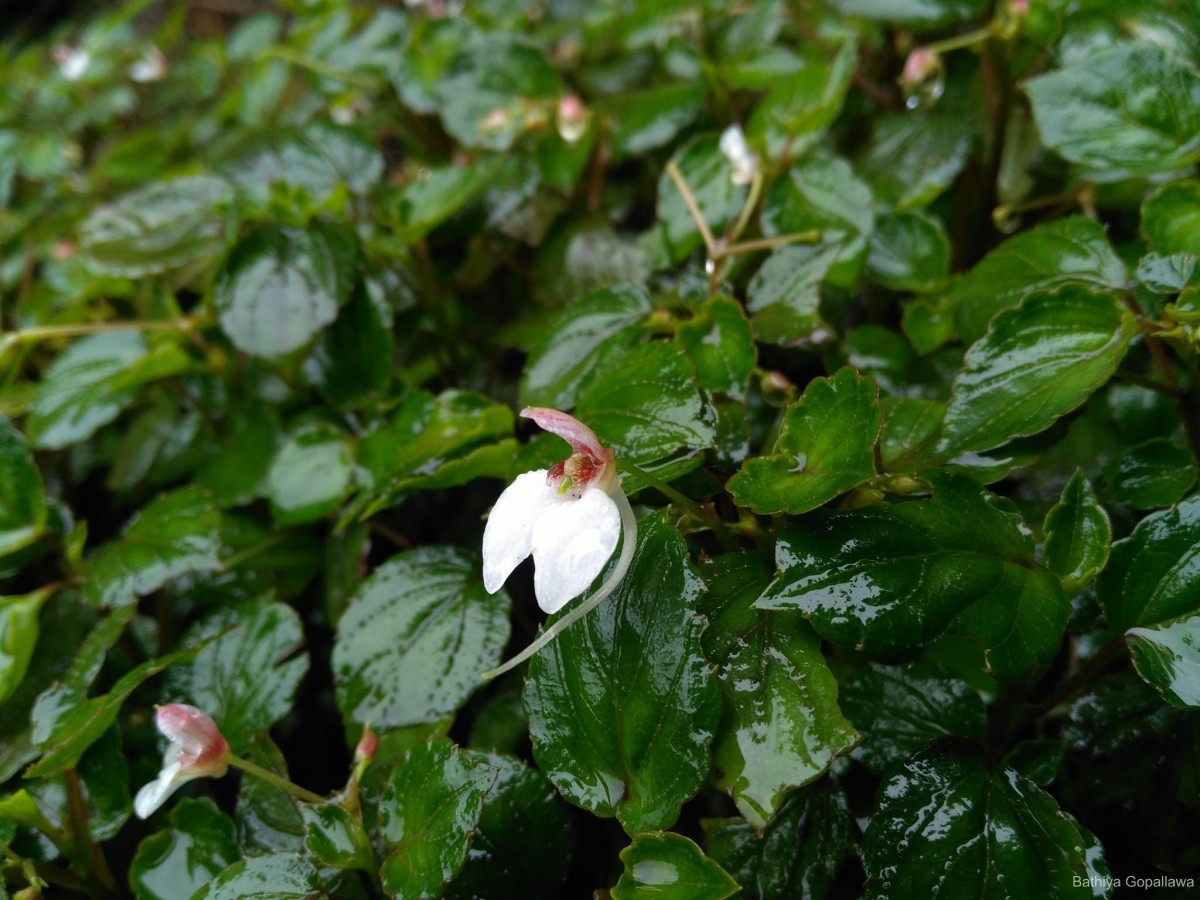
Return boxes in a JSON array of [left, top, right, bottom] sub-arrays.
[[901, 47, 939, 87], [155, 704, 229, 773], [354, 724, 378, 764]]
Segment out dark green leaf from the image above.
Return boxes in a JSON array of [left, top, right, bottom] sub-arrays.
[[378, 740, 499, 898], [700, 553, 859, 827], [1003, 739, 1064, 787], [949, 217, 1126, 344], [235, 736, 305, 855], [1108, 438, 1197, 509], [729, 368, 880, 515], [79, 175, 231, 277], [1126, 613, 1200, 709], [388, 158, 500, 243], [703, 779, 854, 900], [839, 661, 986, 774], [192, 853, 320, 900], [334, 547, 509, 729], [524, 513, 720, 834], [223, 122, 382, 202], [304, 281, 393, 409], [745, 244, 839, 345], [214, 221, 357, 358], [676, 297, 756, 400], [859, 110, 973, 210], [608, 80, 707, 158], [879, 397, 943, 473], [1141, 179, 1200, 256], [266, 422, 355, 527], [863, 743, 1104, 898], [941, 285, 1136, 455], [758, 473, 1069, 679], [1043, 471, 1111, 592], [165, 602, 309, 752], [1025, 42, 1200, 174], [302, 802, 373, 870], [195, 402, 282, 507], [1097, 493, 1200, 631], [866, 210, 950, 292], [130, 799, 241, 900], [84, 486, 220, 608], [0, 415, 46, 556], [656, 134, 749, 263], [747, 40, 855, 157], [611, 832, 739, 900]]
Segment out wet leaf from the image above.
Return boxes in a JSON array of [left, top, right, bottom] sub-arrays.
[[1141, 179, 1200, 257], [1107, 439, 1197, 509], [1043, 471, 1111, 593], [0, 415, 46, 557], [656, 134, 749, 263], [1126, 613, 1200, 709], [859, 110, 973, 210], [676, 297, 756, 400], [266, 422, 355, 527], [192, 853, 321, 900], [611, 832, 739, 900], [866, 210, 950, 293], [0, 588, 52, 705], [129, 799, 241, 900]]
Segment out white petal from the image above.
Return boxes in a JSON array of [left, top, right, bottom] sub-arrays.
[[530, 487, 621, 613], [133, 762, 193, 819], [482, 470, 559, 593]]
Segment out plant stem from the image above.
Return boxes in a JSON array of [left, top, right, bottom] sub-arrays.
[[728, 169, 763, 245], [64, 771, 117, 896], [616, 459, 735, 551], [219, 532, 287, 573], [665, 160, 718, 256], [226, 755, 326, 804], [923, 24, 996, 55], [722, 231, 821, 256], [261, 47, 380, 90], [0, 316, 202, 353]]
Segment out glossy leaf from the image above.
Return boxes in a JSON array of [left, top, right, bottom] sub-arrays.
[[949, 216, 1126, 343], [828, 0, 986, 26], [266, 422, 355, 526], [1141, 179, 1200, 257], [0, 588, 51, 705], [940, 285, 1136, 455], [729, 368, 880, 515], [304, 280, 393, 409], [222, 122, 383, 202], [879, 397, 943, 473], [656, 134, 748, 262], [129, 798, 241, 900], [1097, 493, 1200, 631], [758, 473, 1069, 679], [863, 743, 1104, 898], [1043, 471, 1111, 592], [700, 553, 859, 827], [302, 802, 373, 870], [608, 80, 706, 158], [388, 158, 499, 243], [165, 602, 309, 752], [1025, 42, 1200, 174], [866, 210, 950, 293], [1108, 438, 1197, 509], [1126, 614, 1200, 709], [0, 415, 46, 556], [192, 853, 321, 900], [84, 486, 220, 608], [747, 39, 855, 158], [334, 547, 509, 729], [520, 284, 651, 409], [377, 740, 498, 898], [676, 297, 756, 400], [79, 175, 231, 277], [838, 661, 986, 774], [704, 779, 855, 900], [745, 243, 839, 345], [524, 512, 720, 834], [235, 736, 305, 855], [214, 221, 356, 358], [859, 109, 973, 210], [611, 832, 739, 900]]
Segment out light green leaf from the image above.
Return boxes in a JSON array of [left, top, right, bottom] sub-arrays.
[[745, 243, 839, 345], [747, 39, 856, 158], [1141, 179, 1200, 257], [0, 588, 51, 705], [129, 799, 241, 900], [608, 80, 707, 158], [1043, 471, 1111, 592], [676, 297, 756, 400], [267, 422, 355, 527]]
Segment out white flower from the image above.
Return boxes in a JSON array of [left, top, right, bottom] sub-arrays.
[[134, 704, 230, 819], [52, 45, 91, 82], [719, 124, 758, 186], [483, 407, 624, 614]]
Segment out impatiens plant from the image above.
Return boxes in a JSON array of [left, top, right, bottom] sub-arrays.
[[3, 0, 1200, 898]]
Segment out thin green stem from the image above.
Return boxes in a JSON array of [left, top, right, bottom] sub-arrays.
[[481, 488, 638, 681], [728, 169, 763, 245], [718, 230, 821, 258], [665, 160, 718, 257], [219, 533, 287, 573], [226, 755, 326, 804], [260, 47, 380, 90], [616, 459, 734, 551], [923, 24, 996, 55], [0, 316, 201, 354]]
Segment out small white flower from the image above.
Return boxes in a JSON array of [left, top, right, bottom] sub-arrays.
[[52, 45, 91, 82], [483, 407, 624, 614], [719, 124, 758, 186], [128, 46, 168, 83], [134, 704, 230, 819]]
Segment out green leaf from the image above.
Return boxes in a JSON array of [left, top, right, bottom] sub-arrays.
[[747, 39, 856, 158], [1098, 493, 1200, 631], [863, 744, 1104, 898], [745, 243, 839, 345], [607, 80, 707, 158], [575, 341, 714, 472], [192, 853, 321, 900], [1003, 738, 1065, 787], [838, 661, 986, 774], [302, 802, 374, 870], [333, 547, 509, 729], [1141, 179, 1200, 257], [0, 588, 51, 705], [165, 602, 309, 752], [828, 0, 986, 27], [729, 368, 881, 515], [520, 284, 651, 409], [235, 736, 305, 855], [676, 297, 756, 400], [195, 402, 282, 507], [1043, 471, 1112, 592], [444, 754, 573, 900], [129, 799, 241, 900], [1108, 438, 1197, 509], [703, 779, 854, 900], [762, 155, 875, 288], [27, 332, 188, 451], [949, 216, 1126, 344], [304, 281, 393, 409], [0, 415, 46, 556], [866, 210, 950, 293], [353, 389, 514, 519], [1025, 42, 1200, 174], [859, 110, 973, 210], [214, 221, 357, 358], [758, 473, 1069, 679], [523, 512, 720, 834], [1136, 251, 1199, 295], [84, 486, 221, 608], [378, 740, 499, 898], [611, 833, 739, 900], [79, 175, 231, 277], [700, 553, 859, 827], [222, 122, 383, 202], [941, 285, 1136, 456], [387, 158, 500, 243], [656, 134, 749, 263], [879, 397, 943, 473], [1126, 613, 1200, 709], [266, 422, 355, 527]]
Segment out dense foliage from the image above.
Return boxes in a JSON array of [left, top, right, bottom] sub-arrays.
[[2, 0, 1200, 897]]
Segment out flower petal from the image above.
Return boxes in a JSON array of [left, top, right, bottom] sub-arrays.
[[530, 487, 621, 613], [482, 470, 559, 593], [520, 408, 608, 461], [133, 760, 193, 819]]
